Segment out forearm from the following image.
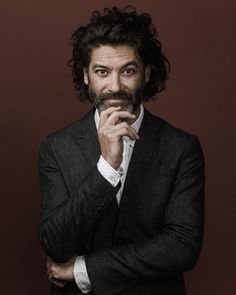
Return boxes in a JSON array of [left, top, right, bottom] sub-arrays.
[[39, 139, 120, 262], [85, 219, 203, 295]]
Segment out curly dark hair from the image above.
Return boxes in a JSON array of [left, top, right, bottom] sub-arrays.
[[68, 6, 170, 102]]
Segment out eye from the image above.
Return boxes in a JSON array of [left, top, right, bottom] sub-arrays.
[[123, 68, 136, 76], [95, 69, 108, 77]]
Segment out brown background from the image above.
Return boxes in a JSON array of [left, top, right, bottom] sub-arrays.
[[1, 0, 235, 294]]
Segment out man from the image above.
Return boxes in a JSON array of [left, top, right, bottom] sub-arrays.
[[39, 6, 205, 295]]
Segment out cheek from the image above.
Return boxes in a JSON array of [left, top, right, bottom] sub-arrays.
[[89, 78, 107, 93], [123, 76, 143, 90]]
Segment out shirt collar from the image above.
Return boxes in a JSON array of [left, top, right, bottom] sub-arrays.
[[94, 104, 144, 147]]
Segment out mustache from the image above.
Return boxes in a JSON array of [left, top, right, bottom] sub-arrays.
[[96, 91, 134, 101]]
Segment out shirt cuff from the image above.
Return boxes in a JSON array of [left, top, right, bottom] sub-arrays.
[[97, 155, 123, 186], [74, 256, 91, 294]]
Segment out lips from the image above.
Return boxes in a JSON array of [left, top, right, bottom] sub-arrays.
[[102, 98, 129, 102]]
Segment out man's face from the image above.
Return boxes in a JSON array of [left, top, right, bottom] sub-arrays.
[[83, 45, 150, 113]]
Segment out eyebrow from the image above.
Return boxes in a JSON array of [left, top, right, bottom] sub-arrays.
[[92, 61, 139, 70]]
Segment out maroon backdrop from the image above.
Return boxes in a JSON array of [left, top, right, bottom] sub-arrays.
[[1, 0, 235, 294]]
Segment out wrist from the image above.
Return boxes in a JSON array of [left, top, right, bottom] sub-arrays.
[[103, 155, 121, 170]]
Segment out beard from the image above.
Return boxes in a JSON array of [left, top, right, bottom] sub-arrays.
[[88, 85, 145, 113]]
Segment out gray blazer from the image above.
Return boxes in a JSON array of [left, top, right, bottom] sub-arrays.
[[39, 107, 205, 295]]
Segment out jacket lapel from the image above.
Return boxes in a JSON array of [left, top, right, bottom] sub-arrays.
[[73, 108, 101, 167], [114, 108, 163, 236]]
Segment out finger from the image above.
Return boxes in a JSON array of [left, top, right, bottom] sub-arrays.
[[53, 281, 66, 288], [107, 126, 140, 141], [50, 261, 59, 274], [105, 111, 136, 126], [49, 276, 67, 288], [52, 279, 67, 288], [102, 122, 140, 140], [105, 122, 139, 140], [99, 106, 121, 125], [49, 267, 61, 282]]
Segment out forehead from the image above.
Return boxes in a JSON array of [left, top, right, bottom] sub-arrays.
[[89, 45, 142, 68]]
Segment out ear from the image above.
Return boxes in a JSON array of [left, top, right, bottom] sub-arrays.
[[83, 68, 89, 85], [144, 65, 151, 83]]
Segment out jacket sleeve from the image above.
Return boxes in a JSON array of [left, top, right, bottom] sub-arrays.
[[85, 135, 205, 295], [38, 137, 120, 262]]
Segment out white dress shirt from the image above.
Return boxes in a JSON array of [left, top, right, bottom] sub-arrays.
[[74, 105, 144, 293]]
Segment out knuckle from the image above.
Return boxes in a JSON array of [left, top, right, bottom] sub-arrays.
[[113, 110, 122, 118], [103, 130, 109, 137], [110, 111, 118, 118], [54, 273, 59, 279], [51, 265, 57, 274], [107, 133, 113, 140]]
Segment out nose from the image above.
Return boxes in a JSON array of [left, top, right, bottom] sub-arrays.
[[108, 73, 122, 93]]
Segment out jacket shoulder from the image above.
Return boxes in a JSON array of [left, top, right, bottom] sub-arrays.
[[41, 109, 95, 145], [145, 109, 203, 156], [146, 109, 197, 140]]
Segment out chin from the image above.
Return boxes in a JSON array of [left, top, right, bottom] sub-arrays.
[[98, 100, 134, 113]]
